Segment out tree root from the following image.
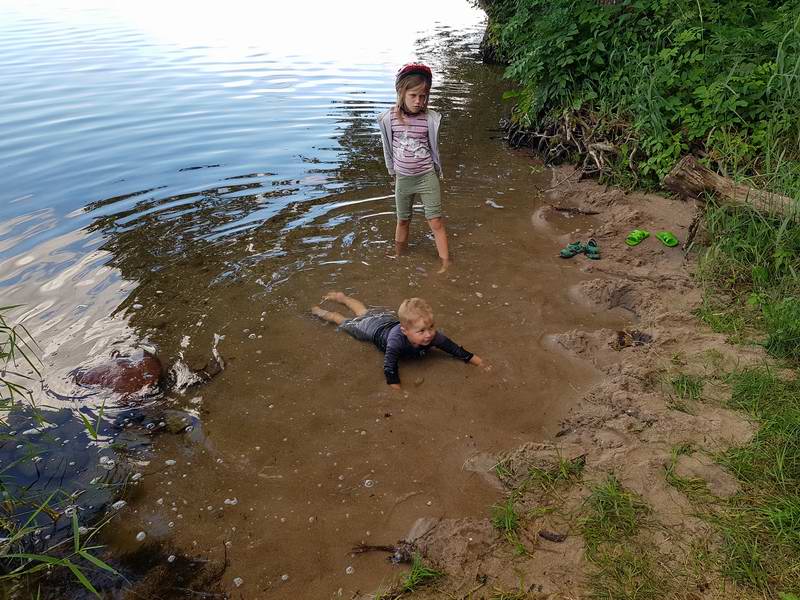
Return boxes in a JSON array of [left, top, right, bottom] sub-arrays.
[[501, 109, 638, 185]]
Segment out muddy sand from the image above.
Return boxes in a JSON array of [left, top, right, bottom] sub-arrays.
[[350, 167, 769, 600], [108, 162, 768, 599]]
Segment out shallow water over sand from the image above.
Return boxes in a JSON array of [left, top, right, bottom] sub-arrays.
[[0, 2, 632, 596]]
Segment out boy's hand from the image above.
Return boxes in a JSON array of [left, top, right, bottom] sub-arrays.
[[470, 355, 491, 371], [389, 383, 402, 391]]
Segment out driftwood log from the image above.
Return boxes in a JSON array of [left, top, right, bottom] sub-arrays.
[[663, 155, 798, 219]]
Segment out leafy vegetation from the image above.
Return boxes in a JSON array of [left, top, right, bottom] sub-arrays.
[[484, 0, 800, 190]]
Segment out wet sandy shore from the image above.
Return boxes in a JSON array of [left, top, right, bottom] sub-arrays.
[[105, 154, 638, 596]]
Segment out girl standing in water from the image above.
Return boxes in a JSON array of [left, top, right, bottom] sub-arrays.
[[377, 63, 450, 273]]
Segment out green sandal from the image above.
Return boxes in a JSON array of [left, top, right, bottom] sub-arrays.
[[584, 238, 601, 260], [559, 241, 584, 258], [656, 231, 679, 247], [625, 229, 650, 246]]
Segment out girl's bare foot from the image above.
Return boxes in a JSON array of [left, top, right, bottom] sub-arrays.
[[387, 240, 408, 259], [437, 258, 451, 274]]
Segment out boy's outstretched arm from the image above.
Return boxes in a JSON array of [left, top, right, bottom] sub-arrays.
[[384, 342, 402, 389]]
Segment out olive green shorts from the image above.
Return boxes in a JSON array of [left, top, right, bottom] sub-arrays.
[[395, 170, 442, 221]]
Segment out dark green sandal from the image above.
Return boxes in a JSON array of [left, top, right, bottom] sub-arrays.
[[559, 241, 584, 258], [585, 238, 601, 260]]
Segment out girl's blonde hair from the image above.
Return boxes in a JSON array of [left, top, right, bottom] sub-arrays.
[[394, 74, 430, 121], [398, 297, 433, 326]]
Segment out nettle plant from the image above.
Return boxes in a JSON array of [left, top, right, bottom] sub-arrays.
[[487, 0, 800, 185]]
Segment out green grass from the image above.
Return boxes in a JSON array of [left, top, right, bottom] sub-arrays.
[[664, 443, 714, 503], [763, 297, 800, 362], [1, 306, 118, 597], [491, 497, 521, 536], [493, 457, 516, 483], [526, 454, 585, 491], [579, 477, 667, 599], [691, 182, 800, 593], [696, 367, 800, 593], [695, 297, 750, 342], [587, 546, 665, 600], [580, 476, 650, 557], [490, 497, 528, 555], [0, 305, 40, 418], [398, 554, 443, 593], [490, 453, 584, 557], [698, 201, 800, 365], [671, 373, 704, 399]]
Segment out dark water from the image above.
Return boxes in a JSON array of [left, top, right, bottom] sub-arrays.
[[0, 2, 626, 597]]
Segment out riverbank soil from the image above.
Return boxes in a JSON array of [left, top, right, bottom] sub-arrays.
[[361, 167, 774, 600]]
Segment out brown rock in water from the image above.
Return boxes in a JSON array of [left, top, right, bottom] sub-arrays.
[[74, 352, 164, 395]]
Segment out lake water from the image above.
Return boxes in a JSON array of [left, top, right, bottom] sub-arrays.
[[0, 1, 620, 596]]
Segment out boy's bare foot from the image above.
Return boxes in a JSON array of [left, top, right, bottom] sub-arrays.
[[437, 258, 451, 274], [311, 305, 346, 325], [322, 291, 346, 303]]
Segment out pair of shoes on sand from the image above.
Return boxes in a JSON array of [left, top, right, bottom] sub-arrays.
[[625, 229, 679, 247], [559, 239, 600, 260]]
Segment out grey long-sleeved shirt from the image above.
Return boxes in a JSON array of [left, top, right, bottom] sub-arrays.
[[371, 321, 473, 385]]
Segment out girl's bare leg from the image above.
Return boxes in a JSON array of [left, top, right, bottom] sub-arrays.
[[394, 219, 410, 256], [322, 291, 368, 316], [427, 217, 450, 273], [311, 306, 347, 325]]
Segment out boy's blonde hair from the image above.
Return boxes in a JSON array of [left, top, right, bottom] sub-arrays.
[[398, 297, 433, 326], [394, 74, 430, 120]]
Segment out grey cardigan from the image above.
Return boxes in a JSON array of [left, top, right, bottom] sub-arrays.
[[377, 108, 443, 178]]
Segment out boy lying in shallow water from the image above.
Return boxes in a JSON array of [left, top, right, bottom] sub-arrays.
[[312, 292, 484, 389]]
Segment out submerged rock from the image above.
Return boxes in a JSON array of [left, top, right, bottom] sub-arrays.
[[73, 351, 163, 396], [69, 343, 225, 402]]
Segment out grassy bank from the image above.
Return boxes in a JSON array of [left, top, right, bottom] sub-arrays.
[[484, 2, 800, 597], [692, 200, 800, 596]]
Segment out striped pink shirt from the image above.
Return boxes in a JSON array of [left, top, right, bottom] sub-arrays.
[[391, 111, 434, 176]]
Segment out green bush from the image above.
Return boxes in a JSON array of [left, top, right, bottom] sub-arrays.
[[485, 0, 800, 186]]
